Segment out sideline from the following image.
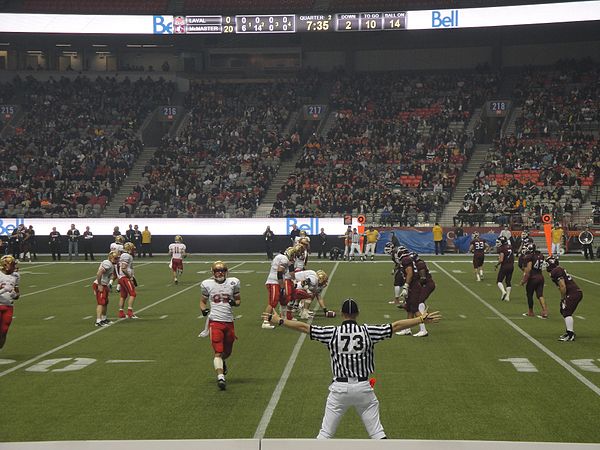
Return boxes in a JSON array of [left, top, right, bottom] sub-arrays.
[[432, 262, 600, 397], [253, 261, 341, 439]]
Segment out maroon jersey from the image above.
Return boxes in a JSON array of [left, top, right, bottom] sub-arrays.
[[498, 245, 514, 269], [550, 267, 581, 296], [523, 253, 544, 276], [401, 254, 421, 312], [400, 254, 418, 283], [470, 238, 487, 255], [415, 258, 432, 281]]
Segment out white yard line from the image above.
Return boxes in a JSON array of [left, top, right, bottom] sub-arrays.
[[572, 275, 600, 287], [254, 261, 340, 439], [19, 262, 152, 299], [0, 281, 201, 379], [432, 262, 600, 397]]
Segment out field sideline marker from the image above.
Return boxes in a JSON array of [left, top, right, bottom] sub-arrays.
[[254, 261, 341, 439], [433, 262, 600, 397]]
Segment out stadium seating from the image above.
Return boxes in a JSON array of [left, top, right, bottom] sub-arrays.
[[457, 61, 600, 227], [268, 70, 499, 224], [0, 76, 175, 218], [120, 75, 319, 218]]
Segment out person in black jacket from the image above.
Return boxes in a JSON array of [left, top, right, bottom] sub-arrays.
[[82, 226, 95, 261], [317, 228, 328, 259], [263, 226, 275, 260], [49, 227, 62, 261]]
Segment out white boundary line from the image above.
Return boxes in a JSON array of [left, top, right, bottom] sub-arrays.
[[254, 261, 340, 439], [432, 262, 600, 397], [0, 281, 200, 378], [0, 261, 209, 379], [19, 262, 152, 298], [572, 275, 600, 287]]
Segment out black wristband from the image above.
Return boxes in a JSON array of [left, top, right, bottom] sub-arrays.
[[278, 318, 285, 326], [268, 313, 273, 322], [201, 309, 209, 317]]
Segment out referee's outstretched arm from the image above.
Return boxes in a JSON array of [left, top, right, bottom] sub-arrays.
[[262, 311, 310, 333], [261, 310, 441, 334], [391, 311, 442, 334]]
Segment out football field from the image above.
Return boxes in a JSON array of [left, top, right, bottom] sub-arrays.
[[1, 254, 600, 443]]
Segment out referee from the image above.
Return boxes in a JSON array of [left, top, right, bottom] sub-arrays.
[[263, 298, 441, 439]]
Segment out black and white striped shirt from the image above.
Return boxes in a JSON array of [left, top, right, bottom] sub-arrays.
[[310, 320, 393, 378]]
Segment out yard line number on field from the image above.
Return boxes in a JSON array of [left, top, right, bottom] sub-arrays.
[[0, 262, 246, 378], [254, 261, 340, 440], [432, 262, 600, 397]]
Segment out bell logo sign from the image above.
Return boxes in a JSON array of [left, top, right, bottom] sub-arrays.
[[431, 10, 459, 28]]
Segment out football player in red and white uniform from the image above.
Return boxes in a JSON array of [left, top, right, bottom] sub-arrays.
[[110, 235, 125, 255], [0, 255, 20, 348], [294, 269, 333, 319], [92, 251, 119, 327], [116, 242, 138, 319], [263, 245, 301, 329], [200, 261, 241, 391], [293, 236, 311, 271], [168, 235, 187, 284]]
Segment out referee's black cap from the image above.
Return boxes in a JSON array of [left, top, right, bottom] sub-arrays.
[[341, 298, 359, 315]]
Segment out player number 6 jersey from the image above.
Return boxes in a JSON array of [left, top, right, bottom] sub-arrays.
[[201, 277, 241, 323]]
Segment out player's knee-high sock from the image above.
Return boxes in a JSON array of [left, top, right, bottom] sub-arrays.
[[418, 303, 427, 332], [497, 282, 506, 294], [565, 316, 574, 332]]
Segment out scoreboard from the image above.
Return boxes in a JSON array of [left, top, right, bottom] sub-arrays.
[[173, 12, 406, 34], [1, 3, 600, 34]]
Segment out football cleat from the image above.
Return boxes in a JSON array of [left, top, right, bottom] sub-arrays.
[[217, 379, 227, 391], [558, 332, 575, 342], [94, 321, 107, 327], [101, 319, 112, 325], [500, 293, 507, 302], [395, 328, 412, 336], [522, 311, 535, 317], [127, 312, 139, 319], [413, 330, 429, 337], [118, 310, 126, 318], [262, 321, 275, 329]]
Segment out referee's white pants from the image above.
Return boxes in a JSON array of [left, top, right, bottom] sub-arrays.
[[552, 243, 561, 255], [317, 380, 386, 439], [350, 244, 362, 256]]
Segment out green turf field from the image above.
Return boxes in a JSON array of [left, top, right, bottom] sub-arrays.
[[1, 254, 599, 443]]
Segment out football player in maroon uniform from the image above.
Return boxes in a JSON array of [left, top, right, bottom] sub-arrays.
[[546, 257, 583, 341], [395, 249, 424, 337], [469, 232, 490, 281], [519, 243, 548, 318], [495, 236, 514, 302]]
